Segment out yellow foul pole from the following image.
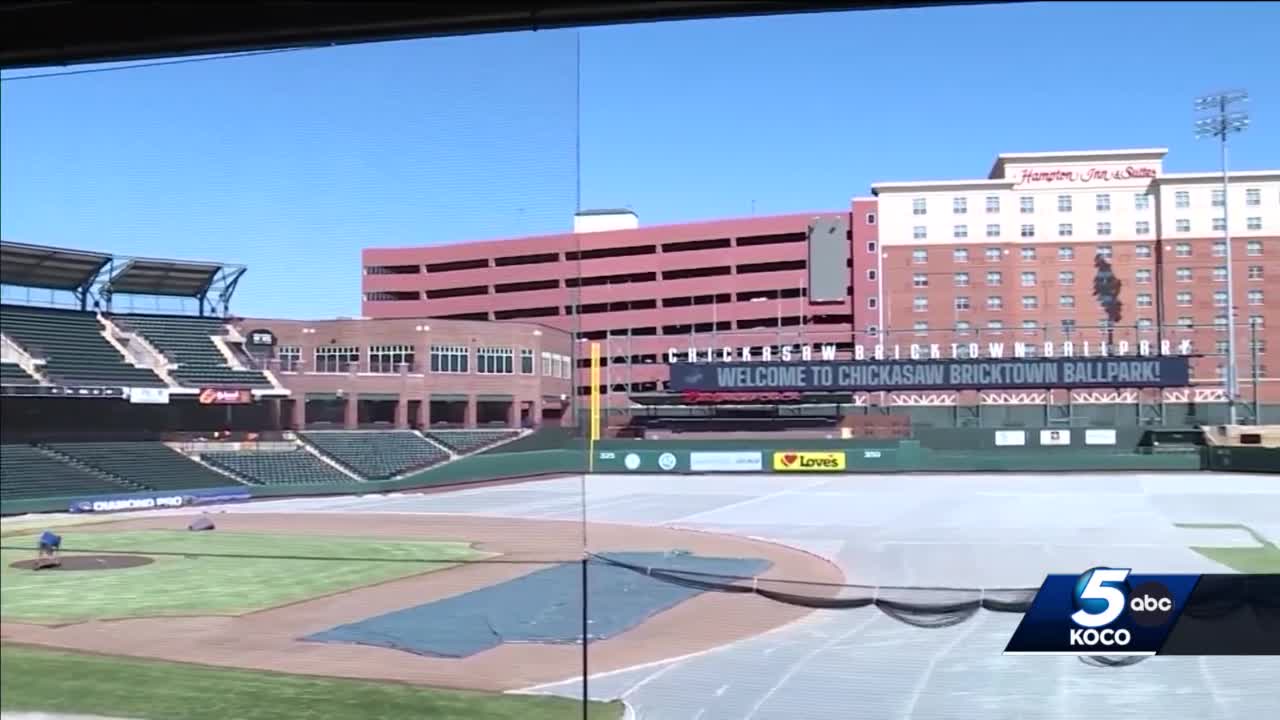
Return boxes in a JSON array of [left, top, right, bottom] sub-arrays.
[[588, 342, 601, 472]]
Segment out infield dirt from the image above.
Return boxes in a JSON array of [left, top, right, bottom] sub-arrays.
[[0, 512, 843, 692]]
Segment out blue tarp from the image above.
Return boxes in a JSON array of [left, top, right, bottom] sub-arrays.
[[304, 551, 771, 658]]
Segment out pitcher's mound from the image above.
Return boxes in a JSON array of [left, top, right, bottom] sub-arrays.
[[10, 555, 154, 572]]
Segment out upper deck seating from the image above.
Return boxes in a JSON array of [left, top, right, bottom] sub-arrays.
[[0, 305, 165, 387], [0, 361, 39, 385], [112, 314, 272, 388]]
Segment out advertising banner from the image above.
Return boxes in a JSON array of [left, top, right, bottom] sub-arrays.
[[128, 387, 171, 405], [68, 487, 251, 514], [995, 430, 1028, 447], [669, 356, 1191, 393], [689, 451, 764, 473], [1085, 428, 1118, 446], [1040, 429, 1072, 446], [772, 451, 847, 472], [0, 385, 124, 398], [198, 388, 254, 405]]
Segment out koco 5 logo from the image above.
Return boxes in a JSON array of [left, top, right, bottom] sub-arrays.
[[1068, 567, 1174, 647]]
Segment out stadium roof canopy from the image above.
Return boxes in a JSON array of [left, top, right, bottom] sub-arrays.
[[0, 240, 111, 292], [102, 257, 226, 298]]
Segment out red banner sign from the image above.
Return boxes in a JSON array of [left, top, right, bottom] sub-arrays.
[[680, 391, 805, 404], [1017, 166, 1157, 185], [198, 388, 253, 405]]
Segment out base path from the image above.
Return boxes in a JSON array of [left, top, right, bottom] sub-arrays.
[[1, 512, 843, 692]]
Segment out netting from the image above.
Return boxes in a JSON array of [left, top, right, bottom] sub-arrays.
[[589, 552, 1038, 628]]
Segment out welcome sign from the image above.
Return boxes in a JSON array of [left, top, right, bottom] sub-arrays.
[[669, 357, 1191, 392]]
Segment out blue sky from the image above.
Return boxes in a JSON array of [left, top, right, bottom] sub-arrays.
[[2, 1, 1277, 318]]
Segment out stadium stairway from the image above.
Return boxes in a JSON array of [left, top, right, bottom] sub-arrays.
[[109, 314, 275, 389], [42, 441, 248, 492], [0, 305, 167, 388], [0, 443, 143, 501]]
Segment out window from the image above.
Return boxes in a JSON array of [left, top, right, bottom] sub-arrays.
[[1020, 271, 1037, 287], [986, 271, 1003, 286], [1096, 244, 1113, 258], [430, 344, 469, 373], [1213, 266, 1227, 282], [1137, 293, 1153, 308], [1212, 188, 1225, 207], [988, 320, 1005, 331], [1176, 267, 1192, 282], [1175, 242, 1192, 257], [1137, 318, 1154, 331], [1057, 195, 1072, 212], [1097, 222, 1112, 236], [954, 296, 971, 311], [1020, 246, 1036, 261], [1058, 223, 1073, 237], [1095, 193, 1111, 212], [913, 296, 928, 312], [1248, 265, 1264, 280], [912, 248, 927, 263], [1247, 240, 1262, 255], [913, 321, 929, 335], [867, 296, 877, 309], [520, 348, 534, 374], [1061, 318, 1076, 333], [1250, 314, 1265, 329], [1136, 221, 1151, 235], [1246, 188, 1261, 206], [912, 198, 927, 215], [866, 213, 877, 225], [315, 345, 359, 373], [953, 247, 969, 263], [987, 296, 1003, 310], [1020, 196, 1034, 214], [1217, 340, 1231, 355], [1135, 243, 1152, 258], [953, 197, 967, 214], [277, 345, 301, 372], [1135, 268, 1152, 284], [913, 273, 929, 288], [865, 325, 879, 336], [1247, 217, 1262, 231], [1021, 295, 1038, 310], [986, 224, 1001, 238], [1214, 290, 1228, 307], [1059, 294, 1076, 309], [1176, 291, 1192, 306], [866, 269, 877, 281], [1134, 193, 1151, 210], [1058, 246, 1074, 261], [1213, 217, 1226, 232], [1020, 224, 1035, 238], [1176, 219, 1191, 233], [1021, 319, 1039, 333], [1177, 316, 1193, 330], [1213, 241, 1227, 257], [866, 241, 877, 253], [954, 272, 970, 287], [1175, 190, 1190, 208], [956, 320, 972, 334], [369, 344, 415, 373], [953, 224, 968, 239], [913, 226, 927, 240], [1058, 270, 1075, 286], [985, 247, 1001, 262], [985, 196, 1000, 213], [541, 351, 553, 375], [476, 347, 514, 374], [1248, 289, 1264, 305]]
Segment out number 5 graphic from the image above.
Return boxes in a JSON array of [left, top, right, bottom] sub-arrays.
[[1070, 568, 1130, 628]]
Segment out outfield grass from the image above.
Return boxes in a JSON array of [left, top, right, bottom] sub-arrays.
[[1178, 523, 1280, 574], [0, 645, 622, 720], [1, 530, 483, 623]]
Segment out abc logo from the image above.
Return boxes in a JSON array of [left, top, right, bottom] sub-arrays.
[[1068, 568, 1175, 647]]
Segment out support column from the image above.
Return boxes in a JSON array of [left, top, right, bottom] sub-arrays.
[[292, 397, 306, 429], [419, 397, 431, 429], [395, 397, 408, 429], [464, 396, 476, 428], [344, 395, 358, 429]]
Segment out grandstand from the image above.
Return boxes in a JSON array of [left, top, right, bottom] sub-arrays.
[[0, 443, 138, 501], [112, 313, 273, 388], [43, 441, 241, 491], [298, 431, 451, 480], [423, 429, 522, 454], [201, 448, 357, 486]]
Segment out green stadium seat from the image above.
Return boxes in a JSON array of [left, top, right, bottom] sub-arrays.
[[0, 443, 139, 501], [202, 449, 355, 485], [298, 431, 448, 480], [45, 441, 242, 492], [111, 314, 273, 388], [0, 305, 166, 387], [0, 361, 40, 385], [424, 429, 521, 454]]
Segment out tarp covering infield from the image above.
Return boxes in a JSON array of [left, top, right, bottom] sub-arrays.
[[303, 551, 771, 658]]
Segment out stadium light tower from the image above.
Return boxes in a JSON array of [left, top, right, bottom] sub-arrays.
[[1194, 89, 1249, 424]]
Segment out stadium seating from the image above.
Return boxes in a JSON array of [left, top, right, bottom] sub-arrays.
[[0, 305, 165, 387], [298, 431, 449, 480], [202, 449, 355, 485], [45, 441, 241, 491], [0, 361, 40, 385], [424, 429, 521, 454], [0, 443, 138, 500], [112, 314, 273, 388]]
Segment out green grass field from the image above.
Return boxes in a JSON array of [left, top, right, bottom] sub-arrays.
[[1, 530, 483, 623], [1178, 523, 1280, 574], [0, 645, 622, 720]]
